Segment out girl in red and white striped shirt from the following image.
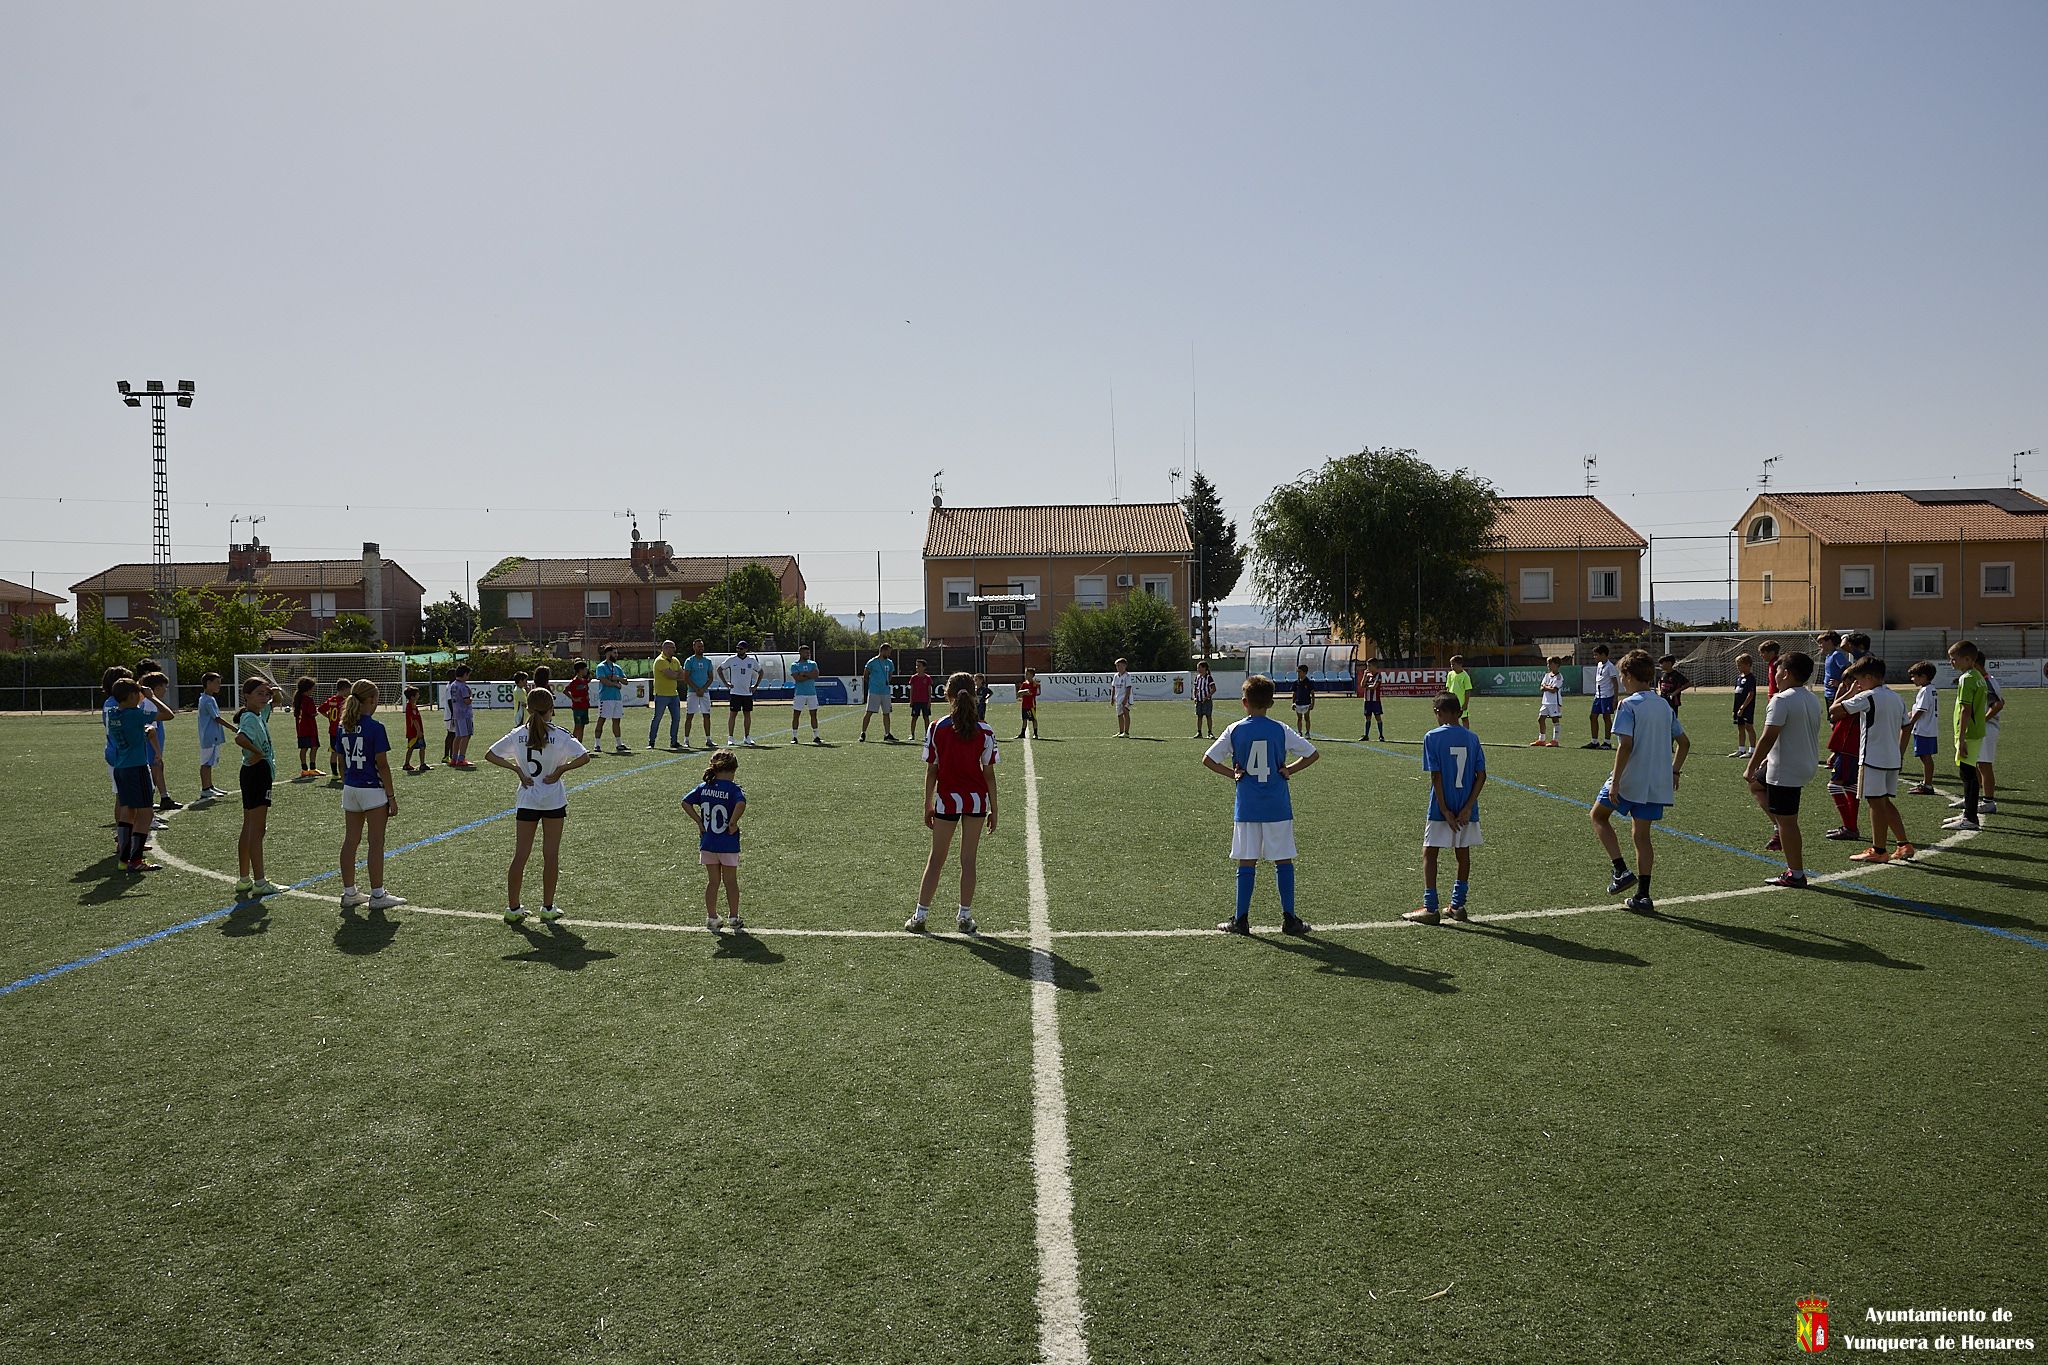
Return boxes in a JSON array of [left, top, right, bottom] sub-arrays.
[[909, 672, 999, 935]]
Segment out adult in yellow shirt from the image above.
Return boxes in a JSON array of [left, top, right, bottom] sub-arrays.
[[648, 640, 684, 751], [1945, 642, 1988, 830]]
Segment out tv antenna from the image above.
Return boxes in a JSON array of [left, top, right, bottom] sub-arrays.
[[654, 509, 673, 541], [931, 470, 945, 509], [1582, 454, 1598, 492], [2014, 451, 2034, 488], [229, 513, 266, 545], [1759, 456, 1781, 491], [614, 508, 641, 540], [1168, 466, 1183, 503]]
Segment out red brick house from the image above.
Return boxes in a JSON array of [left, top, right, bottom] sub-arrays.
[[72, 540, 426, 646], [0, 577, 65, 648], [477, 535, 805, 649]]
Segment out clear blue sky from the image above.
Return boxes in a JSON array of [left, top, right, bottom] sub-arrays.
[[3, 2, 2042, 621]]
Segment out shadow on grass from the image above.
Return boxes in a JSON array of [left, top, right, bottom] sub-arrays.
[[1819, 882, 2048, 939], [1652, 909, 1924, 969], [73, 857, 146, 905], [1462, 920, 1651, 967], [501, 921, 615, 970], [222, 900, 271, 936], [1900, 859, 2048, 925], [335, 907, 402, 956], [712, 929, 785, 965], [926, 933, 1100, 993], [1252, 932, 1459, 994]]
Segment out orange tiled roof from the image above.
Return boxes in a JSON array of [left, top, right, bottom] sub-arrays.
[[70, 560, 423, 595], [1492, 496, 1646, 550], [1739, 490, 2048, 545], [0, 578, 63, 605], [925, 504, 1194, 558], [481, 556, 800, 589]]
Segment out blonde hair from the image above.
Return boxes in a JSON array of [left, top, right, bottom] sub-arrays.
[[339, 678, 379, 731], [524, 687, 555, 758], [945, 671, 978, 733]]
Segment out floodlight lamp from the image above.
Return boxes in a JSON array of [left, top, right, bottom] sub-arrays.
[[117, 380, 131, 393], [176, 395, 193, 407], [178, 380, 194, 392], [124, 396, 141, 406], [146, 380, 163, 393]]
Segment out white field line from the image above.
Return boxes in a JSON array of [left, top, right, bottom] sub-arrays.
[[1022, 737, 1090, 1365]]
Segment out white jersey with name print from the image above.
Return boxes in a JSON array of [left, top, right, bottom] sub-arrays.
[[1841, 684, 1905, 771], [1910, 683, 1940, 737], [487, 723, 588, 811], [1593, 661, 1620, 700], [721, 655, 761, 696]]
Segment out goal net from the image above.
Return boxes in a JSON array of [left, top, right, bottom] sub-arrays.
[[235, 652, 408, 702], [1663, 632, 1777, 688]]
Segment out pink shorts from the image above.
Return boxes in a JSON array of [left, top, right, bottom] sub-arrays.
[[699, 851, 739, 866]]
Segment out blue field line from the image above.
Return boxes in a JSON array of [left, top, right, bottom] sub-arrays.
[[3, 713, 856, 1001]]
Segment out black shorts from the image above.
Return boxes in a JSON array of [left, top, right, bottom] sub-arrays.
[[239, 759, 274, 810], [1733, 705, 1754, 724], [729, 696, 754, 713], [1765, 783, 1802, 817], [115, 764, 154, 808], [516, 806, 567, 822], [911, 702, 931, 719]]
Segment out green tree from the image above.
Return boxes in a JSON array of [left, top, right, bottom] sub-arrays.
[[170, 586, 298, 680], [422, 592, 472, 647], [1181, 470, 1244, 655], [1051, 591, 1191, 672], [18, 608, 75, 649], [653, 563, 845, 652], [314, 613, 383, 652], [77, 612, 142, 677], [1252, 448, 1506, 660]]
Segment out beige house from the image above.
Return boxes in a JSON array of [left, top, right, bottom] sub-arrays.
[[1493, 496, 1651, 647], [1734, 489, 2048, 632]]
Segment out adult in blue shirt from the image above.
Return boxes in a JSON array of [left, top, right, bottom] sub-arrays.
[[593, 647, 629, 755], [859, 644, 897, 743], [682, 638, 717, 751], [789, 644, 824, 745]]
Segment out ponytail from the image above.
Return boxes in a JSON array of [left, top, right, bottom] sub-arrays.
[[945, 671, 977, 736], [524, 688, 555, 757], [339, 678, 379, 732], [702, 747, 739, 784]]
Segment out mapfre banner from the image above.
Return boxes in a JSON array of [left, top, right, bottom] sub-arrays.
[[1034, 671, 1191, 703], [1368, 667, 1452, 698]]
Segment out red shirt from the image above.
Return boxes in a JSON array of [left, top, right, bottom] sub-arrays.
[[567, 676, 591, 708], [1766, 658, 1780, 697], [1359, 671, 1382, 703], [1017, 680, 1041, 711], [318, 693, 348, 732], [405, 702, 423, 740], [924, 716, 998, 815], [910, 672, 933, 705], [294, 693, 318, 736]]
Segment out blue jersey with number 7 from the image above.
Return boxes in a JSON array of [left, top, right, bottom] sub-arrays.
[[1212, 714, 1313, 823], [1422, 723, 1485, 821]]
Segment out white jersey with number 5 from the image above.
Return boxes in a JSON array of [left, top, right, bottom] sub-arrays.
[[1207, 715, 1316, 822], [487, 723, 588, 811]]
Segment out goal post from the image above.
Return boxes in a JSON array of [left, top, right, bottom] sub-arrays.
[[235, 652, 408, 700], [1662, 632, 1775, 688]]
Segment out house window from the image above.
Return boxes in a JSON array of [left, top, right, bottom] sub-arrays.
[[1840, 565, 1873, 599], [1588, 568, 1620, 601], [1746, 516, 1778, 544], [1910, 565, 1941, 597], [1140, 574, 1173, 605], [943, 577, 974, 611], [103, 595, 129, 620], [505, 591, 533, 619], [311, 592, 337, 618], [1982, 562, 2014, 597], [1519, 568, 1553, 603], [655, 588, 681, 615], [1015, 577, 1040, 616], [585, 590, 611, 618], [1761, 572, 1773, 604], [1074, 575, 1108, 610]]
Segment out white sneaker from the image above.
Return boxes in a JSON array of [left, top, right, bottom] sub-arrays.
[[1948, 796, 1968, 808], [152, 816, 170, 829], [905, 910, 928, 932], [1942, 815, 1980, 830], [707, 913, 723, 932], [538, 905, 564, 922], [956, 910, 978, 935], [368, 891, 408, 910], [251, 878, 283, 896], [340, 888, 369, 909], [1979, 799, 1998, 814], [505, 906, 529, 924]]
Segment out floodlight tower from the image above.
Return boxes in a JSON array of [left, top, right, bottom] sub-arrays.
[[117, 379, 194, 694]]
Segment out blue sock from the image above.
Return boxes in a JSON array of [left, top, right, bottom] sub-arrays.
[[1451, 880, 1468, 909], [1423, 886, 1439, 912], [1277, 863, 1296, 917], [1235, 865, 1255, 920]]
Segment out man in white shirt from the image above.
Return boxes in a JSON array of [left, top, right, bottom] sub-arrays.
[[1744, 651, 1826, 888], [1832, 658, 1911, 863], [720, 641, 763, 747], [1582, 645, 1621, 749]]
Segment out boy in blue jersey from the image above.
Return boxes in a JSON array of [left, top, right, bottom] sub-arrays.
[[108, 678, 164, 872], [1405, 692, 1487, 924], [593, 648, 629, 754], [1592, 650, 1689, 913], [1818, 631, 1852, 705], [1203, 674, 1319, 935]]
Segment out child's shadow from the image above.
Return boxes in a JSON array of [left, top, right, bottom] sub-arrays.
[[930, 934, 1100, 993], [335, 907, 402, 956], [502, 921, 615, 970], [1654, 910, 1923, 970], [1462, 920, 1650, 967], [73, 858, 141, 905], [1253, 933, 1459, 994], [712, 930, 785, 965], [222, 901, 271, 937]]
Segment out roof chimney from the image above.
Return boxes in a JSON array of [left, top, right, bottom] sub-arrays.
[[228, 536, 271, 579], [362, 542, 383, 637]]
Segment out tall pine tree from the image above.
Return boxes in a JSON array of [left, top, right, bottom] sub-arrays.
[[1180, 471, 1243, 657]]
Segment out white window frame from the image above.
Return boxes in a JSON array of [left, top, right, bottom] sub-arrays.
[[1760, 572, 1773, 604], [1587, 567, 1620, 602], [1981, 561, 2015, 598], [1074, 575, 1108, 610], [1745, 516, 1778, 544], [1909, 564, 1942, 598], [504, 591, 534, 620], [1839, 564, 1874, 600], [1140, 574, 1173, 605], [310, 591, 338, 618], [1014, 577, 1040, 616], [655, 588, 681, 615], [585, 589, 611, 618], [943, 577, 975, 612], [103, 594, 129, 620], [1519, 568, 1553, 604]]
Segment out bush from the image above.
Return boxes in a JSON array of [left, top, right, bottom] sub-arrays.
[[0, 647, 98, 688], [1051, 593, 1191, 672]]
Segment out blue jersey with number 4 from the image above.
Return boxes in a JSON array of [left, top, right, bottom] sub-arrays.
[[684, 778, 745, 853], [1422, 723, 1485, 821], [1210, 715, 1314, 823], [337, 718, 391, 789]]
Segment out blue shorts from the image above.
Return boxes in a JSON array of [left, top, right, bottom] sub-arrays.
[[1591, 696, 1617, 716], [1595, 781, 1664, 822], [1913, 734, 1937, 758], [1362, 701, 1383, 715], [114, 765, 155, 808]]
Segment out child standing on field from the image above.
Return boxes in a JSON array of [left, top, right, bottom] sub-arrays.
[[139, 671, 179, 812], [1744, 650, 1825, 886], [566, 661, 592, 745], [684, 749, 747, 932], [195, 671, 230, 800], [293, 675, 320, 776], [1591, 650, 1688, 914], [1017, 667, 1042, 740], [1534, 656, 1564, 746], [1110, 659, 1135, 737], [1359, 659, 1385, 741], [1584, 645, 1619, 748], [446, 666, 475, 767], [319, 679, 352, 778], [1292, 663, 1315, 735], [1830, 658, 1912, 863], [973, 672, 992, 722], [1969, 667, 2005, 815], [1655, 654, 1690, 715], [1405, 690, 1486, 924], [233, 674, 288, 897], [335, 680, 407, 912], [1904, 661, 1940, 794], [1205, 673, 1318, 935], [910, 673, 1000, 935], [511, 671, 530, 730], [1445, 655, 1474, 730], [1945, 642, 1989, 831], [1193, 661, 1217, 738], [908, 659, 934, 740], [486, 687, 590, 923], [1729, 653, 1758, 758], [108, 678, 164, 872], [402, 684, 431, 771]]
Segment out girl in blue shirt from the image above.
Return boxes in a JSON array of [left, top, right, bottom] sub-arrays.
[[683, 749, 747, 931]]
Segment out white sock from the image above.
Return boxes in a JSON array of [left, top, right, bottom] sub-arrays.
[[371, 886, 384, 897], [913, 904, 928, 917], [343, 885, 356, 895], [958, 904, 972, 917]]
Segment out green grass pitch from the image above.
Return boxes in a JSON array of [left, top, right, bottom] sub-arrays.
[[5, 692, 2044, 1363]]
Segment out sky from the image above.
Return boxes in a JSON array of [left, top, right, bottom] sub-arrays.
[[3, 2, 2043, 624]]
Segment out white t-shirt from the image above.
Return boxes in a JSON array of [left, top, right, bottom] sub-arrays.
[[487, 723, 588, 811], [721, 655, 760, 696], [1593, 661, 1619, 699], [1841, 684, 1905, 772], [1984, 676, 2003, 735], [1539, 672, 1562, 713], [1762, 687, 1826, 788], [1110, 674, 1135, 703], [1910, 683, 1940, 737]]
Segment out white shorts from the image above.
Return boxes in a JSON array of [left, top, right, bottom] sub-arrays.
[[1538, 702, 1562, 718], [599, 698, 625, 720], [866, 694, 892, 714], [199, 743, 222, 766], [1977, 727, 1999, 763], [341, 786, 388, 813], [791, 694, 818, 712], [686, 694, 712, 715], [1229, 820, 1297, 862], [1292, 703, 1312, 715], [1860, 766, 1900, 799], [1115, 699, 1133, 715], [1423, 818, 1484, 848]]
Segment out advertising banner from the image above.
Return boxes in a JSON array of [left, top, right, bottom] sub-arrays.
[[1474, 666, 1582, 697], [1032, 671, 1190, 703], [1986, 658, 2047, 689], [1372, 667, 1452, 698]]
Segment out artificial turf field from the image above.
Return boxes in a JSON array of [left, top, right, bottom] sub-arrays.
[[4, 692, 2044, 1364]]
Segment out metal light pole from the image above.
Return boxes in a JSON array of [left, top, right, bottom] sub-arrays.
[[118, 379, 194, 697]]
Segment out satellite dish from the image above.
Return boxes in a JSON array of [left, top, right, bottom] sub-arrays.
[[933, 494, 943, 508]]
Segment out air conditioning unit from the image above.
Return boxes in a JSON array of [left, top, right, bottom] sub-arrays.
[[1116, 574, 1134, 588]]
